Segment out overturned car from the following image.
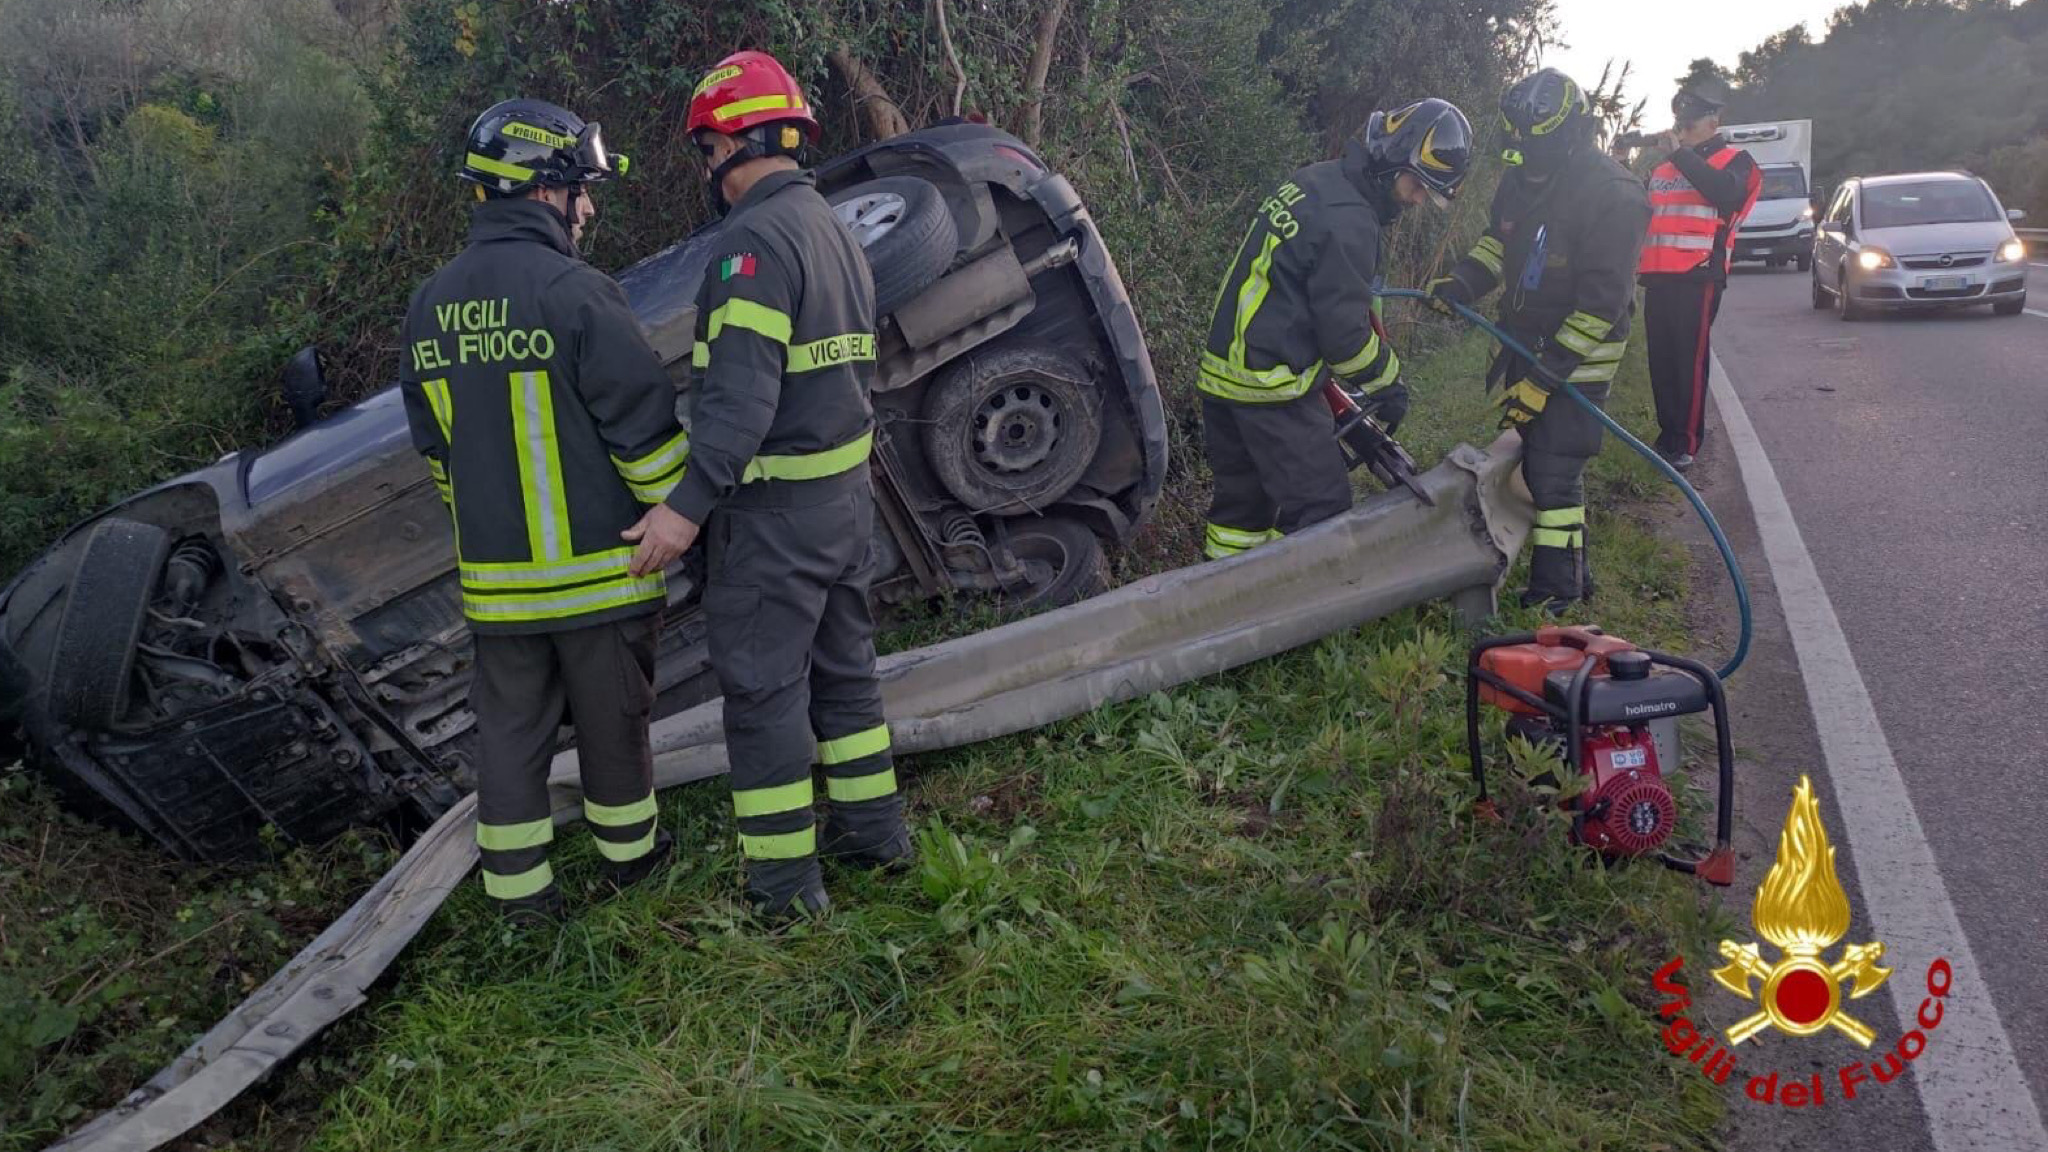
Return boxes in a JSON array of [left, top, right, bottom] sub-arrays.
[[0, 123, 1166, 861]]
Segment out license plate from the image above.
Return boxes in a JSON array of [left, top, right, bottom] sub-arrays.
[[1921, 275, 1969, 291]]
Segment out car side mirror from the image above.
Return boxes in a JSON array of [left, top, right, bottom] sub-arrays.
[[2009, 208, 2027, 222], [281, 346, 328, 431]]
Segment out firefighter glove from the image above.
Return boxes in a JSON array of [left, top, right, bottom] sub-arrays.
[[1495, 378, 1549, 429], [1425, 274, 1474, 317], [1365, 381, 1410, 436]]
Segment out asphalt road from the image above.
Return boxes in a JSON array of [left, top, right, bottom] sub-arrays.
[[1668, 259, 2048, 1151]]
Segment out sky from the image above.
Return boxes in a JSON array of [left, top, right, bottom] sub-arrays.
[[1540, 0, 1851, 129]]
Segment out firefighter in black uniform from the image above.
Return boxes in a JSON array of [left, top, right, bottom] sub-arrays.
[[1428, 69, 1652, 612], [1197, 99, 1474, 560], [1636, 77, 1760, 471], [400, 99, 685, 925], [621, 51, 910, 918]]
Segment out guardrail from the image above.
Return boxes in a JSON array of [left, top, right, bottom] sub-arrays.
[[2018, 227, 2047, 257]]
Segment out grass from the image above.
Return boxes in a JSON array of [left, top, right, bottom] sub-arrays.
[[277, 324, 1738, 1152]]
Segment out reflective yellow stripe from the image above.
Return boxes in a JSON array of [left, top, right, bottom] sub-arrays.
[[500, 121, 574, 149], [509, 371, 571, 563], [788, 332, 876, 373], [1553, 325, 1600, 356], [466, 152, 535, 182], [1470, 236, 1505, 278], [742, 430, 872, 483], [612, 429, 690, 483], [594, 830, 656, 862], [690, 343, 710, 368], [461, 547, 638, 589], [817, 723, 890, 766], [482, 860, 555, 900], [1534, 506, 1583, 527], [1532, 527, 1583, 548], [740, 827, 817, 860], [1205, 523, 1273, 549], [421, 379, 454, 442], [1563, 310, 1614, 341], [827, 767, 898, 803], [585, 795, 658, 827], [733, 778, 814, 818], [1329, 330, 1384, 378], [1197, 352, 1320, 403], [477, 818, 553, 852], [713, 94, 804, 122], [1569, 361, 1620, 383], [462, 574, 666, 623], [707, 298, 793, 345], [1230, 233, 1283, 369]]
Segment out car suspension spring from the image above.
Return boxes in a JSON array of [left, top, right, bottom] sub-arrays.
[[939, 512, 986, 548], [162, 538, 222, 617]]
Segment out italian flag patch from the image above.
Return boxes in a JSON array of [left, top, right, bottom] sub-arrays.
[[719, 253, 756, 280]]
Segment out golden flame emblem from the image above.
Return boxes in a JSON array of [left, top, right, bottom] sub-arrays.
[[1712, 775, 1891, 1046]]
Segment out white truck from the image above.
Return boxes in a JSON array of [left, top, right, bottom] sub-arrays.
[[1723, 119, 1815, 271]]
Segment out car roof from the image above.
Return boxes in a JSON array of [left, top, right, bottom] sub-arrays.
[[1855, 171, 1981, 188]]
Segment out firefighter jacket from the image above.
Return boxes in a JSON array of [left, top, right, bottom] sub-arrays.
[[664, 168, 879, 523], [399, 199, 688, 635], [1199, 158, 1400, 405], [1639, 136, 1761, 284], [1443, 148, 1652, 389]]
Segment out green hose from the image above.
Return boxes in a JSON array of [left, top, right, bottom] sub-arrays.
[[1379, 286, 1752, 680]]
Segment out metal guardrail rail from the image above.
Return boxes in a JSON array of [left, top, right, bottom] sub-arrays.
[[47, 433, 1539, 1152]]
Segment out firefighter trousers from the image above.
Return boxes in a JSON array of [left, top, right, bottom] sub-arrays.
[[1200, 391, 1351, 559], [1518, 378, 1611, 606], [1644, 278, 1723, 458], [471, 614, 661, 907], [702, 469, 906, 911]]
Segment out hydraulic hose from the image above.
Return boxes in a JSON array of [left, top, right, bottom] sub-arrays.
[[1378, 286, 1751, 680]]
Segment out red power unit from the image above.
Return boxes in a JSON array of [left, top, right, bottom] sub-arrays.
[[1464, 625, 1735, 885]]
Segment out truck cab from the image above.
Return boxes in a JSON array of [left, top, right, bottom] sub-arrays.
[[1725, 120, 1815, 271]]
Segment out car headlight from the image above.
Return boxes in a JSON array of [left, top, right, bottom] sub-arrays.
[[1800, 204, 1815, 220], [1995, 238, 2025, 263], [1856, 248, 1893, 271]]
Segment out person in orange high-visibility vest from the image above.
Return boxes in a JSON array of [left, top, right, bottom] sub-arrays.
[[1636, 77, 1760, 471]]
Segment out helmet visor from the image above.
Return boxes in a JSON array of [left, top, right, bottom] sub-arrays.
[[572, 122, 628, 179]]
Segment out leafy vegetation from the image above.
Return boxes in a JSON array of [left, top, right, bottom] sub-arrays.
[[1684, 0, 2048, 216]]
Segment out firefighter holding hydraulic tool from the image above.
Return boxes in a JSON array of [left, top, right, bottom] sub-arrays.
[[1197, 99, 1474, 560], [1428, 69, 1651, 613]]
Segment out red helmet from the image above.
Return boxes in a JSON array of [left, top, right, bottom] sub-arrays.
[[686, 50, 820, 143]]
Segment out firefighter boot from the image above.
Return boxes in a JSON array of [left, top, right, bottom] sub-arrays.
[[822, 793, 915, 873], [602, 827, 675, 893], [497, 884, 566, 931], [1519, 543, 1586, 616], [745, 856, 831, 923]]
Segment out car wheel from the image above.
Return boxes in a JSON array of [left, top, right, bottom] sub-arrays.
[[1993, 294, 2026, 316], [1835, 266, 1863, 322], [826, 176, 958, 316], [1796, 253, 1812, 273], [1810, 270, 1830, 310], [47, 518, 172, 730], [922, 343, 1104, 515], [994, 515, 1106, 612]]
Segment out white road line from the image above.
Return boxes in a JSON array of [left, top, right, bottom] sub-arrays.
[[1711, 351, 2047, 1152], [2025, 308, 2048, 321]]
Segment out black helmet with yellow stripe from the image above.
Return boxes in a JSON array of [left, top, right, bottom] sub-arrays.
[[1360, 98, 1475, 206], [1499, 68, 1591, 172], [460, 98, 627, 198]]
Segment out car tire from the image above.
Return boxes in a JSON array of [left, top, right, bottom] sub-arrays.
[[47, 518, 171, 730], [994, 514, 1106, 612], [1835, 266, 1863, 322], [826, 176, 958, 316], [922, 343, 1103, 516], [1810, 271, 1830, 310], [1993, 294, 2026, 317], [1796, 253, 1812, 273]]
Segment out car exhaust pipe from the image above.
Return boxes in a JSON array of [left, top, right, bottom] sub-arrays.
[[43, 433, 1534, 1152]]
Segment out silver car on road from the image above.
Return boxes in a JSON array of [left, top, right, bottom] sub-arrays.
[[1810, 171, 2029, 320]]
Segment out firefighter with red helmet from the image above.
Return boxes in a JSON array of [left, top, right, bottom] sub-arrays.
[[622, 50, 910, 918], [399, 99, 683, 926], [1196, 99, 1474, 561]]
